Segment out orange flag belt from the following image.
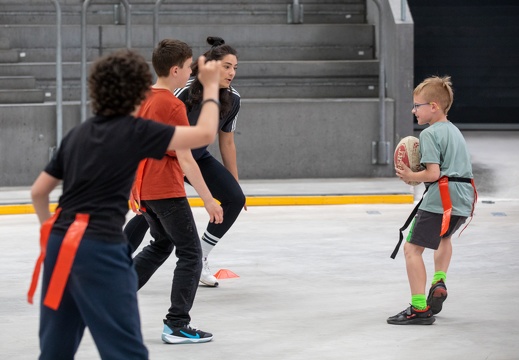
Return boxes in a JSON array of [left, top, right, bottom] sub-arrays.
[[390, 176, 477, 259], [28, 209, 90, 310]]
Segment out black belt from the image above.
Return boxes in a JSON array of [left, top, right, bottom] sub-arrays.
[[390, 176, 473, 259]]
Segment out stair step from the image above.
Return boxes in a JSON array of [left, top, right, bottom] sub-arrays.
[[0, 2, 365, 25], [0, 38, 10, 49], [129, 0, 363, 4], [0, 50, 20, 63], [236, 79, 378, 98], [2, 59, 379, 101], [37, 78, 379, 102], [2, 23, 374, 62], [3, 23, 374, 47], [7, 44, 374, 63], [0, 59, 377, 79], [239, 60, 378, 77], [0, 76, 36, 89], [0, 3, 130, 25], [0, 89, 45, 103]]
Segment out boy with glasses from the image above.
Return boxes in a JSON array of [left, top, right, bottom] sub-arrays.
[[387, 75, 477, 325]]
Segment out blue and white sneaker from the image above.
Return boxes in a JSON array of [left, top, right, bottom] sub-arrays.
[[161, 320, 213, 344]]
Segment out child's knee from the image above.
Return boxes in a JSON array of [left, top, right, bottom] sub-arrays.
[[403, 242, 425, 258]]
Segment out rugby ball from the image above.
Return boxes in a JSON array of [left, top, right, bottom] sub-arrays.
[[394, 136, 422, 186]]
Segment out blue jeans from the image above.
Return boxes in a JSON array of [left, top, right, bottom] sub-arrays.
[[40, 234, 148, 360], [134, 197, 202, 326]]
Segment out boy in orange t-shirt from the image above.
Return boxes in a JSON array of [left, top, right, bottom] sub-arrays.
[[130, 39, 222, 344]]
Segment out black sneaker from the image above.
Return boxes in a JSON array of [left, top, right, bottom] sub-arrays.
[[161, 320, 213, 344], [387, 305, 435, 325], [427, 280, 448, 315]]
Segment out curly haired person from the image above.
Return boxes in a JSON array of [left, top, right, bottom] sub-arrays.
[[29, 49, 221, 358]]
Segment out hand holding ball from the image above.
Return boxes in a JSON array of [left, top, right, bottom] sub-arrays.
[[394, 136, 422, 186]]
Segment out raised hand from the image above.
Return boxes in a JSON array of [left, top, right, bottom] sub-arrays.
[[197, 56, 221, 89]]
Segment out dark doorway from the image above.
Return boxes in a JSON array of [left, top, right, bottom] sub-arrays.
[[408, 0, 519, 129]]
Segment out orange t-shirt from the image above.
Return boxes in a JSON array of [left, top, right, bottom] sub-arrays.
[[137, 88, 188, 200]]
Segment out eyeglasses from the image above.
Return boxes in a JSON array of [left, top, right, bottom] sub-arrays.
[[413, 102, 432, 111]]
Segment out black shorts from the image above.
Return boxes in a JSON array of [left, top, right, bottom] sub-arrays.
[[407, 210, 467, 250]]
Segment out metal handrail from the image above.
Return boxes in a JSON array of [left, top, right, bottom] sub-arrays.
[[49, 0, 63, 151], [288, 0, 303, 24], [153, 0, 164, 50], [371, 0, 389, 165], [80, 0, 132, 122]]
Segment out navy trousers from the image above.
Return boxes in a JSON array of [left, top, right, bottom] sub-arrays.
[[39, 233, 148, 360]]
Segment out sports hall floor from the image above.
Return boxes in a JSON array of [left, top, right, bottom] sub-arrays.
[[1, 131, 518, 359]]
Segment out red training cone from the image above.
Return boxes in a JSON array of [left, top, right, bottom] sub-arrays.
[[214, 269, 239, 279]]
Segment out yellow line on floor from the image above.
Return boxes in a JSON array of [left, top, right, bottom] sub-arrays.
[[242, 194, 414, 206], [0, 204, 56, 215], [0, 194, 413, 215]]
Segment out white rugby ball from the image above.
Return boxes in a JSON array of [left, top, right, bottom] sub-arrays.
[[394, 136, 422, 186]]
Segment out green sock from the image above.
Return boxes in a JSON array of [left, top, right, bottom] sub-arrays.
[[411, 294, 427, 310], [432, 271, 447, 285]]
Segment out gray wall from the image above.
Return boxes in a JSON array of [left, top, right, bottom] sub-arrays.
[[212, 98, 395, 179], [0, 99, 394, 185], [0, 103, 80, 186], [367, 0, 414, 144]]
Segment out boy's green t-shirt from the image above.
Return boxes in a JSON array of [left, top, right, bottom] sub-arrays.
[[418, 121, 475, 216]]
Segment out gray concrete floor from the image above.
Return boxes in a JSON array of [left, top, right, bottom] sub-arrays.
[[0, 131, 518, 359]]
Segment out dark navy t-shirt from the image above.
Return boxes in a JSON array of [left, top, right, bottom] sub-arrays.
[[175, 78, 240, 160]]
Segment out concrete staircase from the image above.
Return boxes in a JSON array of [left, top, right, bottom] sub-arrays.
[[0, 0, 413, 186], [0, 37, 45, 103], [0, 0, 377, 103]]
